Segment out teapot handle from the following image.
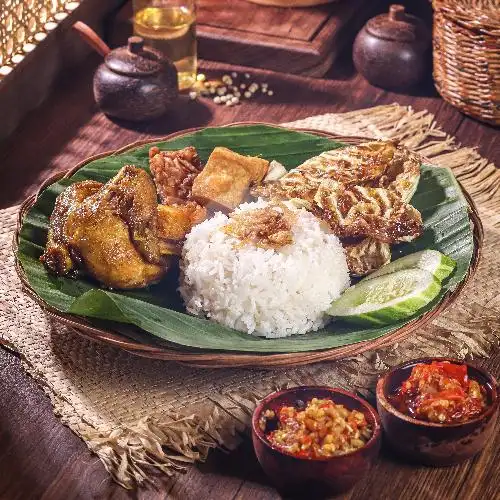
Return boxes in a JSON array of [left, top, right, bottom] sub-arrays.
[[73, 21, 111, 57]]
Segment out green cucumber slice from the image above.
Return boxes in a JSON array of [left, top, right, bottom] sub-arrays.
[[363, 250, 456, 283], [327, 269, 441, 326]]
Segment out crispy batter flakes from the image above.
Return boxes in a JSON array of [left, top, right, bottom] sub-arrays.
[[342, 238, 391, 277], [149, 146, 203, 205], [222, 204, 295, 249]]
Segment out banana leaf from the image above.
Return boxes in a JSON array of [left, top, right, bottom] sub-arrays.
[[17, 125, 474, 353]]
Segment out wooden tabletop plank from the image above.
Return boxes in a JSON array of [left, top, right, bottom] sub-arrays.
[[197, 0, 331, 41]]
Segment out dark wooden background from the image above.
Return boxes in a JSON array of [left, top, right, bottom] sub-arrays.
[[1, 1, 499, 498]]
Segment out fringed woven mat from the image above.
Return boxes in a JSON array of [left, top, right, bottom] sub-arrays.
[[1, 104, 499, 489]]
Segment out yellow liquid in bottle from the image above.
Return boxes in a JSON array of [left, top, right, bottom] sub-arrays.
[[134, 6, 197, 90]]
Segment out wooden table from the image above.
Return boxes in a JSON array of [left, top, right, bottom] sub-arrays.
[[0, 54, 499, 500]]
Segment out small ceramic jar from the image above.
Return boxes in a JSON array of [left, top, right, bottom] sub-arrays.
[[93, 37, 178, 121], [353, 4, 431, 90]]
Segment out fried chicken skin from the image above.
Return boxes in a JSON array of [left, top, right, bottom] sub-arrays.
[[40, 180, 103, 275]]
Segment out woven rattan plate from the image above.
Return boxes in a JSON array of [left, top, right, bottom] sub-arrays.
[[14, 124, 483, 368]]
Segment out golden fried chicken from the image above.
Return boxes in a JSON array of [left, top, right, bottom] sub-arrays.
[[157, 202, 207, 241], [149, 146, 203, 205], [43, 166, 178, 289], [314, 180, 423, 243], [40, 180, 103, 275]]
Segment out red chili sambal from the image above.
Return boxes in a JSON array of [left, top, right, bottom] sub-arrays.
[[260, 398, 372, 458], [390, 361, 487, 424]]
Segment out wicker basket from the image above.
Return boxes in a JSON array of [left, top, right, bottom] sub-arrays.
[[432, 0, 500, 125], [13, 124, 483, 369]]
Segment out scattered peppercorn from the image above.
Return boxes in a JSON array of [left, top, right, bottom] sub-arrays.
[[188, 72, 274, 105]]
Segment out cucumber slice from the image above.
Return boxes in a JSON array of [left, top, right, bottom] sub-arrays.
[[363, 250, 456, 283], [327, 269, 441, 326]]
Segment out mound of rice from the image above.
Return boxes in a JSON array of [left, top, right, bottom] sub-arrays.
[[179, 200, 350, 338]]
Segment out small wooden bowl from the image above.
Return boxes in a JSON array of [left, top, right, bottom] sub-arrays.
[[251, 386, 382, 496], [376, 357, 499, 466]]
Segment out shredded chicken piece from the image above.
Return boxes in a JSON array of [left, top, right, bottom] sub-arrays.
[[149, 146, 203, 204], [222, 204, 295, 249]]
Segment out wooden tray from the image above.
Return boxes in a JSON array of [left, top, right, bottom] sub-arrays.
[[14, 124, 483, 369], [110, 0, 378, 77]]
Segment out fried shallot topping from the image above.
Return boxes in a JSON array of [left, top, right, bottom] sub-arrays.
[[222, 204, 296, 249], [149, 146, 203, 205]]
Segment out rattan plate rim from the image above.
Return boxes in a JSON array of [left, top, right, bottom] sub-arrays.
[[13, 123, 484, 368]]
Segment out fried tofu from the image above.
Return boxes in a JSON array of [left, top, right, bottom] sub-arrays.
[[157, 203, 207, 240], [191, 147, 269, 210]]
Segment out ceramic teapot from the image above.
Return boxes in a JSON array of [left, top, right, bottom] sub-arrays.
[[73, 22, 178, 121], [353, 5, 431, 90]]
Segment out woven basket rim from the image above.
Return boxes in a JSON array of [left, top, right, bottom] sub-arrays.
[[13, 122, 484, 368], [434, 7, 500, 33]]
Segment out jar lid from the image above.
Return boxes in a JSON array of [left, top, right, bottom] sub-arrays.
[[366, 4, 430, 44], [105, 37, 163, 76]]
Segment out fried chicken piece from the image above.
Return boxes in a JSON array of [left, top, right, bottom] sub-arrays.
[[149, 146, 203, 204], [157, 202, 207, 241], [343, 238, 391, 276], [40, 180, 103, 275], [315, 180, 423, 244], [62, 166, 173, 289]]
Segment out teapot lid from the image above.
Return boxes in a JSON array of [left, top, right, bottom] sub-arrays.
[[105, 37, 164, 76], [366, 4, 430, 44]]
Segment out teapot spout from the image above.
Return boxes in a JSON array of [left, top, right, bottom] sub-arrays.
[[73, 21, 111, 57]]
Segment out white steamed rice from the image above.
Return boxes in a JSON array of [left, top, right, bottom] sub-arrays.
[[179, 200, 350, 338]]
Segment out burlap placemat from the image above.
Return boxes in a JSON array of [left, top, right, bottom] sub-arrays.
[[1, 104, 499, 489]]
